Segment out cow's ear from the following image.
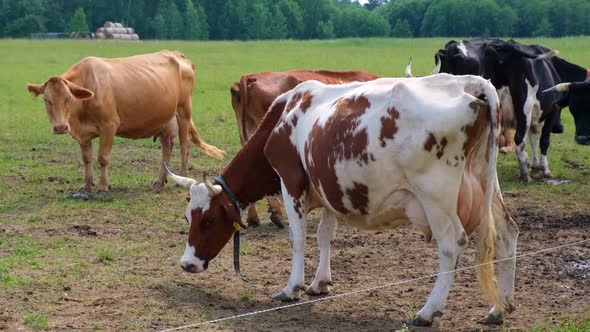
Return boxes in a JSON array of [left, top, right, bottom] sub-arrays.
[[230, 84, 241, 102], [64, 80, 94, 100], [27, 83, 45, 97]]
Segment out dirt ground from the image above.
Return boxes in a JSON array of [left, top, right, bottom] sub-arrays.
[[1, 189, 589, 331]]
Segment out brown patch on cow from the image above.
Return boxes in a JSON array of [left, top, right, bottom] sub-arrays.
[[286, 92, 304, 113], [380, 107, 400, 147], [291, 114, 298, 127], [346, 182, 369, 214], [424, 133, 437, 152], [436, 137, 448, 159], [300, 92, 313, 113], [264, 100, 308, 211], [462, 101, 489, 156], [424, 133, 449, 160], [304, 95, 371, 215]]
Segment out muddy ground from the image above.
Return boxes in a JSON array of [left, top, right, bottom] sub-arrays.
[[1, 186, 588, 332]]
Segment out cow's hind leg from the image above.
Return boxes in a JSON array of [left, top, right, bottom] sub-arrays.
[[306, 211, 337, 296], [484, 187, 519, 324], [409, 203, 467, 326], [267, 197, 285, 229], [245, 204, 261, 227], [152, 134, 174, 191]]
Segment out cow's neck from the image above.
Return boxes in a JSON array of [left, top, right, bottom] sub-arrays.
[[218, 101, 287, 210], [67, 100, 88, 143]]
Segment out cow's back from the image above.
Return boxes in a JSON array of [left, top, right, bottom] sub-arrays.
[[231, 70, 380, 144], [269, 75, 497, 226]]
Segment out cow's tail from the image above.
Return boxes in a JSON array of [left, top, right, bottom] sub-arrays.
[[189, 120, 225, 159], [474, 79, 504, 311]]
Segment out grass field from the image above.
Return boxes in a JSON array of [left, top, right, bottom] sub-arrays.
[[1, 38, 589, 331]]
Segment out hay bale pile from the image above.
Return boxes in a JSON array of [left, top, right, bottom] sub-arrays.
[[96, 22, 140, 40]]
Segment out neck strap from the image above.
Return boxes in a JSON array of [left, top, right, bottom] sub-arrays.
[[215, 175, 241, 214]]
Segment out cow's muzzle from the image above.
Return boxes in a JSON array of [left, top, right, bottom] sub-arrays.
[[575, 135, 590, 145], [181, 260, 208, 273], [52, 124, 70, 134]]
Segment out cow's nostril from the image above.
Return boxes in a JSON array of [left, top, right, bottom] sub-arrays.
[[182, 264, 197, 273]]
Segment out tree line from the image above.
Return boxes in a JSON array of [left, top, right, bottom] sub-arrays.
[[1, 0, 589, 40]]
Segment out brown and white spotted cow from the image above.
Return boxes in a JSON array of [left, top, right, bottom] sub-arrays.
[[230, 70, 380, 227], [27, 50, 223, 192], [166, 74, 519, 326]]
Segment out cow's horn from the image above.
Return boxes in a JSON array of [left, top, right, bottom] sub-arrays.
[[164, 165, 197, 188], [405, 57, 413, 78], [431, 55, 441, 74], [203, 172, 222, 197], [542, 83, 571, 94]]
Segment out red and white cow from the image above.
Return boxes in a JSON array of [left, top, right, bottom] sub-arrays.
[[166, 74, 519, 326]]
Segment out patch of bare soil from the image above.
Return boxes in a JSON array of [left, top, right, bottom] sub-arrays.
[[2, 193, 589, 331]]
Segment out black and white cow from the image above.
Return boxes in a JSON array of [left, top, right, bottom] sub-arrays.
[[544, 78, 590, 145], [481, 40, 569, 181], [429, 39, 590, 181]]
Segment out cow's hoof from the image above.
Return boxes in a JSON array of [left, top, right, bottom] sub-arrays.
[[151, 181, 165, 192], [270, 214, 285, 229], [246, 217, 260, 227], [519, 174, 532, 183], [507, 303, 516, 314], [272, 291, 299, 302], [482, 313, 504, 325], [305, 280, 332, 295], [407, 315, 432, 327]]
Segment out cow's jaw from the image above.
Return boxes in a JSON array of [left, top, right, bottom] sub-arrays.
[[180, 242, 207, 273]]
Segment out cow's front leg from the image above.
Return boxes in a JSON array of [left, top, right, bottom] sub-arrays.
[[79, 140, 94, 191], [306, 211, 337, 296], [537, 112, 558, 178], [273, 182, 306, 302], [97, 128, 116, 191]]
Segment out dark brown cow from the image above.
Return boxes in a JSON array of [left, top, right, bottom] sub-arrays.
[[27, 50, 224, 192], [229, 70, 380, 226]]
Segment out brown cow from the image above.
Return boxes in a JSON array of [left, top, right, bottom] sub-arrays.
[[230, 70, 380, 226], [27, 50, 224, 192]]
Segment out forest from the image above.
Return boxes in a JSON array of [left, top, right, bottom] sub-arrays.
[[1, 0, 589, 40]]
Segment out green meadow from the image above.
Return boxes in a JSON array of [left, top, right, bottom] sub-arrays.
[[0, 38, 589, 330]]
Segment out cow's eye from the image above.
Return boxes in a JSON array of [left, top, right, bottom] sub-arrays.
[[44, 99, 52, 105]]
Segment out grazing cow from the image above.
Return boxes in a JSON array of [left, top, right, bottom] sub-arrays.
[[166, 74, 519, 326], [230, 70, 380, 227], [26, 50, 224, 192], [544, 78, 590, 145]]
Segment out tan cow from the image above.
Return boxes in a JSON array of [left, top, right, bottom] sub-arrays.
[[27, 50, 223, 192], [230, 70, 380, 226]]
